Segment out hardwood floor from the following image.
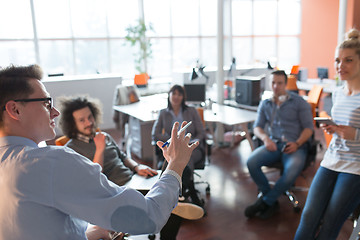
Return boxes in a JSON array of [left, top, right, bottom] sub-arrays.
[[105, 128, 355, 240]]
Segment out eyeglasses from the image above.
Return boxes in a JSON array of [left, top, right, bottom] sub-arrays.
[[2, 97, 53, 111]]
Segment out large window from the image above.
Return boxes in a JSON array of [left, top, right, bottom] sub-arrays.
[[232, 0, 301, 70], [0, 0, 301, 78]]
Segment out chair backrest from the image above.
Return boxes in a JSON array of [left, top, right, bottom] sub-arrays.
[[55, 135, 70, 146], [286, 75, 298, 91], [307, 84, 323, 107], [196, 107, 205, 127], [319, 111, 333, 148], [307, 85, 323, 125]]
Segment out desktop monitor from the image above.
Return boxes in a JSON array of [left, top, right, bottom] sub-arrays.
[[184, 84, 206, 104], [317, 67, 328, 80], [235, 76, 262, 106], [298, 68, 308, 82]]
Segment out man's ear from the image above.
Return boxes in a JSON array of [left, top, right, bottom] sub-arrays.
[[4, 101, 21, 120]]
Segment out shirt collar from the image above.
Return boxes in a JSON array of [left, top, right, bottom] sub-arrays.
[[76, 133, 93, 143]]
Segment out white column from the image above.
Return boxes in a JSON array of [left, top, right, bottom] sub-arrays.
[[338, 0, 348, 45], [30, 0, 40, 65], [215, 0, 225, 145], [217, 0, 224, 103]]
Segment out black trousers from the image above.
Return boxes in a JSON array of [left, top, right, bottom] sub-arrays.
[[160, 214, 182, 240]]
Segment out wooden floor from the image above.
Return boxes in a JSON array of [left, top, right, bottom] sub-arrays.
[[105, 128, 354, 240]]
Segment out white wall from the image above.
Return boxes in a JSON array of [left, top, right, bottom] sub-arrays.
[[43, 74, 122, 134]]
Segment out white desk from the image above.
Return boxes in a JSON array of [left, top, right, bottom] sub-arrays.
[[204, 103, 257, 149], [296, 78, 339, 93], [112, 93, 168, 122], [113, 94, 258, 164]]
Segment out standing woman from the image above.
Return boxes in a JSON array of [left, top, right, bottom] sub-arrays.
[[295, 28, 360, 239], [152, 84, 206, 205]]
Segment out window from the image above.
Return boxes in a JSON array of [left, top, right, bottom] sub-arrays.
[[232, 0, 301, 70], [0, 0, 301, 78]]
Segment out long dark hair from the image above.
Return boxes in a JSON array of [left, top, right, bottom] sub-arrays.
[[167, 85, 188, 111]]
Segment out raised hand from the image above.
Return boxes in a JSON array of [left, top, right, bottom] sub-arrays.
[[156, 121, 199, 177]]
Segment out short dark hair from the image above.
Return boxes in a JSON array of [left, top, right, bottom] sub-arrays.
[[0, 64, 43, 127], [58, 96, 102, 138], [167, 85, 188, 111], [271, 70, 288, 84]]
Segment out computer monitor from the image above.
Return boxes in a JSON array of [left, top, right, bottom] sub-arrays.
[[184, 84, 206, 104], [235, 76, 262, 106], [317, 67, 328, 80], [298, 68, 308, 82]]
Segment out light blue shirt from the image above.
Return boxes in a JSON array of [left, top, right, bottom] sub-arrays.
[[0, 136, 180, 239], [254, 92, 314, 142]]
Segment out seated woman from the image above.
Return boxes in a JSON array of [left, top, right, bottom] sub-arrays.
[[152, 84, 206, 206]]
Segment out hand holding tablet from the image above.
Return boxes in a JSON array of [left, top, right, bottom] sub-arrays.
[[314, 117, 337, 126]]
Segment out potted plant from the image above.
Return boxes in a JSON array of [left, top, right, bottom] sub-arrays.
[[124, 19, 154, 87]]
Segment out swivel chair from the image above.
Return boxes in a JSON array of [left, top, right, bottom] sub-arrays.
[[153, 137, 210, 198], [251, 134, 319, 212]]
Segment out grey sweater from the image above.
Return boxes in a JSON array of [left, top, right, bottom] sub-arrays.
[[65, 133, 133, 186]]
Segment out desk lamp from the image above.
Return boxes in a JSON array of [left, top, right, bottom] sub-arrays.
[[190, 68, 198, 81]]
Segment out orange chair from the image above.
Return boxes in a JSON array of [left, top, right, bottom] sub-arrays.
[[307, 85, 324, 125], [196, 107, 205, 127], [286, 75, 298, 92], [55, 135, 70, 146]]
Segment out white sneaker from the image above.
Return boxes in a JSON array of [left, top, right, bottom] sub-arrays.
[[171, 202, 204, 220]]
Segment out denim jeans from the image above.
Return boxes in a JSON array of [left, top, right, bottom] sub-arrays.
[[295, 166, 360, 240], [247, 142, 307, 205]]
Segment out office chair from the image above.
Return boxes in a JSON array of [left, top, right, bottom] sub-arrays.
[[286, 74, 299, 93], [306, 85, 324, 125], [55, 135, 70, 146], [153, 137, 210, 197], [252, 134, 319, 212], [152, 107, 211, 201]]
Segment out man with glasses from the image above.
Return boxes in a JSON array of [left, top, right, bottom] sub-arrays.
[[0, 64, 199, 239], [58, 95, 204, 240]]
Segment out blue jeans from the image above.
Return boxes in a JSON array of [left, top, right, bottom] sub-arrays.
[[295, 166, 360, 240], [247, 142, 307, 205]]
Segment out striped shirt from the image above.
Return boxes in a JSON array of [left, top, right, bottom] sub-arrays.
[[321, 86, 360, 175]]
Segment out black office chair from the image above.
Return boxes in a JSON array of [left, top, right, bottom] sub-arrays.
[[251, 134, 319, 212], [193, 140, 211, 196], [152, 138, 211, 204]]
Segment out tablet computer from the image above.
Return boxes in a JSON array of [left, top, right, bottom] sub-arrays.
[[314, 117, 337, 126]]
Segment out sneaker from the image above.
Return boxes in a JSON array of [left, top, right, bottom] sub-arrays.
[[171, 202, 204, 220], [244, 197, 268, 218], [258, 201, 279, 219]]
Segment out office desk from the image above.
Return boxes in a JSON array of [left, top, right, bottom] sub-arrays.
[[296, 79, 339, 93], [112, 93, 168, 122], [113, 94, 258, 165], [113, 94, 167, 165], [204, 103, 257, 150]]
